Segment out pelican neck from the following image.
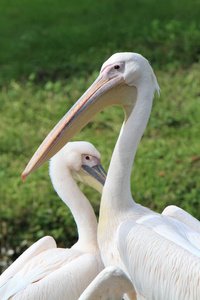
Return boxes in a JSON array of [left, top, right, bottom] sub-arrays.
[[50, 160, 98, 245], [102, 82, 154, 210]]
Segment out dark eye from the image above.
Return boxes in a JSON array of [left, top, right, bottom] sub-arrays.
[[85, 155, 90, 160], [114, 65, 120, 70]]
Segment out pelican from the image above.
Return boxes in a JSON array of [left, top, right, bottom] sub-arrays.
[[21, 53, 200, 297], [0, 141, 106, 300]]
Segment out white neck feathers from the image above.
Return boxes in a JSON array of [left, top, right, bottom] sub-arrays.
[[49, 156, 98, 246], [102, 70, 159, 209]]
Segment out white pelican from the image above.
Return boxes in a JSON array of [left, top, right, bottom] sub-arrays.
[[21, 53, 200, 297], [0, 141, 106, 300]]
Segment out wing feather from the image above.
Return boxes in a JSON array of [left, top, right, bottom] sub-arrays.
[[0, 236, 56, 288], [137, 214, 200, 256], [117, 220, 200, 300], [0, 247, 81, 300], [10, 254, 100, 300], [162, 205, 200, 234]]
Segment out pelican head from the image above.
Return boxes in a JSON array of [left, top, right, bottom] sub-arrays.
[[49, 141, 107, 194], [22, 52, 159, 180]]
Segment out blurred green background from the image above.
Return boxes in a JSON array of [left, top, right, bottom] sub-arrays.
[[0, 0, 200, 272]]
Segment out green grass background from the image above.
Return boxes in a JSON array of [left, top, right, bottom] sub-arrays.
[[0, 0, 200, 271]]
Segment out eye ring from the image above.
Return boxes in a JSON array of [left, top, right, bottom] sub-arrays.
[[85, 155, 90, 160], [114, 65, 120, 70]]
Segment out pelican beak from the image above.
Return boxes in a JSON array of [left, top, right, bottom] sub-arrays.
[[22, 72, 127, 181], [81, 163, 107, 194], [82, 164, 107, 187]]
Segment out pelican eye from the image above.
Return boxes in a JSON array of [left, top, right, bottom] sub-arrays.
[[85, 155, 90, 160], [114, 65, 120, 70]]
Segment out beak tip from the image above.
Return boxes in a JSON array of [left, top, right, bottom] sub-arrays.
[[21, 172, 26, 182]]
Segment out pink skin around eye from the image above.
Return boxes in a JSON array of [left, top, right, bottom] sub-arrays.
[[100, 62, 124, 78], [82, 154, 101, 168]]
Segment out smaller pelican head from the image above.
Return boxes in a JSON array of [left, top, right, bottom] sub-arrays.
[[49, 141, 107, 194]]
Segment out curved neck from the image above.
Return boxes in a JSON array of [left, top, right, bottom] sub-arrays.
[[50, 160, 98, 245], [102, 83, 154, 209]]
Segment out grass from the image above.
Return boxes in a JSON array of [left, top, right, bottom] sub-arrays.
[[0, 0, 200, 272], [1, 0, 200, 84]]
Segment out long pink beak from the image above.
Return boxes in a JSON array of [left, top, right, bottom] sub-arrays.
[[22, 73, 125, 180]]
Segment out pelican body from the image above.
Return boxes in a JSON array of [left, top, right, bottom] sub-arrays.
[[0, 142, 106, 300], [22, 53, 200, 298]]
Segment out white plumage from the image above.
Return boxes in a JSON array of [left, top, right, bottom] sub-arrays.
[[118, 220, 200, 299], [78, 266, 134, 300], [162, 205, 200, 233]]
